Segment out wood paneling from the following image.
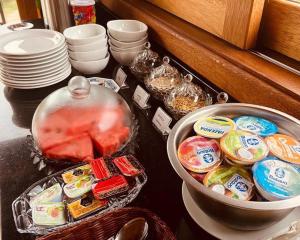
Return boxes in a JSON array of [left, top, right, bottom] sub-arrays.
[[16, 0, 39, 21], [146, 0, 265, 49], [261, 0, 300, 61], [100, 0, 300, 118]]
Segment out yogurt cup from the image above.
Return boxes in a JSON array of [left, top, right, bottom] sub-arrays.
[[178, 136, 222, 173], [234, 116, 278, 137], [194, 116, 236, 139], [252, 157, 300, 201], [220, 130, 269, 164], [265, 134, 300, 165], [203, 166, 254, 201]]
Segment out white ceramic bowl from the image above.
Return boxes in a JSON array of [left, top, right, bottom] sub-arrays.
[[108, 31, 148, 48], [70, 53, 110, 74], [107, 20, 148, 42], [63, 24, 106, 45], [110, 47, 141, 66], [67, 37, 107, 52], [109, 40, 145, 52], [68, 46, 108, 61]]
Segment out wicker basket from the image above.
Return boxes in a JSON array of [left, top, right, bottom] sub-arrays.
[[37, 207, 176, 240]]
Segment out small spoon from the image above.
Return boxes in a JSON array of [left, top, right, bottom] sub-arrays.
[[112, 217, 148, 240]]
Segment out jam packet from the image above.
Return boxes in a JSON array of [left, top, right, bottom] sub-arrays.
[[113, 155, 144, 177], [92, 175, 129, 199], [64, 175, 93, 199], [62, 164, 92, 184], [67, 194, 108, 219]]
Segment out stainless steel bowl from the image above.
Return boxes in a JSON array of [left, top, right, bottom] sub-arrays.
[[167, 103, 300, 230]]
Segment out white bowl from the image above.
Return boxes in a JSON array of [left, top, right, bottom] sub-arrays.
[[68, 46, 108, 61], [67, 37, 107, 52], [70, 53, 110, 74], [110, 47, 141, 66], [109, 40, 145, 52], [63, 24, 106, 45], [107, 20, 148, 42], [108, 31, 148, 48]]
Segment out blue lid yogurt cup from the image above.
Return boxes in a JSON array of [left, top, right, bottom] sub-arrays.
[[234, 116, 278, 137], [252, 157, 300, 201]]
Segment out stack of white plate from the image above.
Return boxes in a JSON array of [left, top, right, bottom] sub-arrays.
[[64, 24, 109, 75], [107, 20, 148, 66], [0, 29, 71, 89]]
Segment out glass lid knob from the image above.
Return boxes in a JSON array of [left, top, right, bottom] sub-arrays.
[[68, 76, 91, 99], [144, 42, 151, 49]]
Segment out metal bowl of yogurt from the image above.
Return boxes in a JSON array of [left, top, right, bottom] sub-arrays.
[[167, 103, 300, 230]]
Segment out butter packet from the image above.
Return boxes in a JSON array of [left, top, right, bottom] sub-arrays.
[[30, 183, 63, 208], [32, 202, 66, 226]]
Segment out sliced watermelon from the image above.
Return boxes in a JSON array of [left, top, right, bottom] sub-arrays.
[[90, 127, 130, 157], [44, 134, 94, 162]]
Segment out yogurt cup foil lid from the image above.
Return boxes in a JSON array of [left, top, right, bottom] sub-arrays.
[[265, 134, 300, 165], [252, 157, 300, 200], [203, 166, 254, 201], [178, 136, 221, 173], [194, 116, 236, 139], [234, 116, 278, 137], [220, 130, 269, 163]]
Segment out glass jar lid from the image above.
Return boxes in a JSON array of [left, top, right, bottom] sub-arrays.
[[144, 56, 181, 99], [164, 74, 211, 118], [130, 42, 161, 78]]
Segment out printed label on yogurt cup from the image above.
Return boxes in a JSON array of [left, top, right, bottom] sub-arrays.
[[196, 146, 219, 168], [224, 174, 253, 200], [268, 167, 289, 187]]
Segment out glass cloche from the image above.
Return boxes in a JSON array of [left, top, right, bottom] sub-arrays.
[[144, 56, 181, 100], [164, 74, 212, 120], [130, 42, 161, 81], [32, 76, 134, 163]]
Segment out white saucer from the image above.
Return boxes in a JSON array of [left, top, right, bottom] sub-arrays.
[[0, 50, 68, 69], [182, 182, 300, 240], [0, 29, 65, 56], [1, 55, 69, 73], [0, 43, 67, 62], [1, 66, 71, 89]]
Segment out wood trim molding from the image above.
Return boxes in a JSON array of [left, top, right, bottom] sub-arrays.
[[16, 0, 39, 21], [260, 0, 300, 61], [99, 0, 300, 118], [146, 0, 265, 49]]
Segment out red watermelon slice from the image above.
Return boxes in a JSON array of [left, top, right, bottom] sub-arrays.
[[44, 134, 94, 162]]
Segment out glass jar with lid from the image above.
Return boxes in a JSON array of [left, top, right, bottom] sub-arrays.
[[32, 76, 134, 163], [164, 74, 213, 119], [144, 56, 181, 100], [130, 42, 161, 81]]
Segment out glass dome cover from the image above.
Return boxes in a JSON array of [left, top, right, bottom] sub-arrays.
[[32, 76, 133, 163], [130, 42, 161, 80], [144, 56, 181, 100], [164, 74, 212, 119]]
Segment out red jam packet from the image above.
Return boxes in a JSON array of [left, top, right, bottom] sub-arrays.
[[113, 156, 143, 177], [92, 175, 129, 199], [90, 158, 112, 180]]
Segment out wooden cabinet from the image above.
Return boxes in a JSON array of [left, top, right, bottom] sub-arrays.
[[146, 0, 265, 49]]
